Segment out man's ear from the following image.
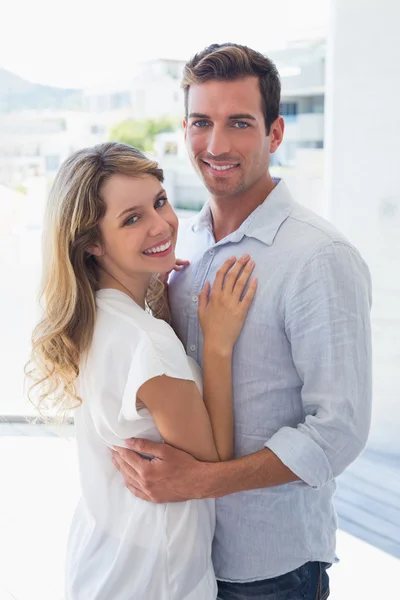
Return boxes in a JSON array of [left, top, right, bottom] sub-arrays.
[[269, 116, 285, 154]]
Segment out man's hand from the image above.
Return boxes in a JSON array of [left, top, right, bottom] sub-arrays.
[[112, 438, 210, 503], [112, 439, 299, 503]]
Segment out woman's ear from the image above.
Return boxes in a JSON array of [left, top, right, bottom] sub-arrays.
[[86, 242, 104, 257]]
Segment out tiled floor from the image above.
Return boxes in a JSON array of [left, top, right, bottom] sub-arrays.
[[0, 422, 399, 599]]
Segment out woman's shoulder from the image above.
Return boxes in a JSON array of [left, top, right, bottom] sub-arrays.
[[92, 288, 182, 357], [94, 292, 139, 340]]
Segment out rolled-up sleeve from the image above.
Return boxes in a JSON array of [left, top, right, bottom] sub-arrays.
[[264, 241, 372, 489]]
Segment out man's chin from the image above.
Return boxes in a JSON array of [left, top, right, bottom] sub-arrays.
[[204, 179, 239, 197]]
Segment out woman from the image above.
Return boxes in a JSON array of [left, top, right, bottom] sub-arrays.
[[26, 142, 257, 599]]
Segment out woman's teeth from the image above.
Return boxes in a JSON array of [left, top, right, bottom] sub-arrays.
[[143, 240, 172, 255]]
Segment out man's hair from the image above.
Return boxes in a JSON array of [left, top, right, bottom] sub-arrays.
[[182, 43, 281, 134]]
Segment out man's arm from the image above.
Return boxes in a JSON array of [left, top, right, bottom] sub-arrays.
[[263, 241, 372, 489], [112, 440, 298, 503], [113, 241, 372, 501]]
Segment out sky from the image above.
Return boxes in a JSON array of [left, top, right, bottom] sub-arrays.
[[1, 0, 329, 88]]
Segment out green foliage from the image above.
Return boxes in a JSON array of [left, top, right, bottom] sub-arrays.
[[14, 184, 27, 195], [109, 117, 180, 152]]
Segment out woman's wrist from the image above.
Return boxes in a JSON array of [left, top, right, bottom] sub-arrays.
[[203, 338, 233, 359]]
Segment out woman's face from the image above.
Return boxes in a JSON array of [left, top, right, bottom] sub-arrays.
[[92, 173, 178, 281]]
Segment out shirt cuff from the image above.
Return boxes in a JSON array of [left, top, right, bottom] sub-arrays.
[[264, 426, 334, 489]]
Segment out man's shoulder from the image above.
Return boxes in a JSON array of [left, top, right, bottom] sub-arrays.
[[176, 213, 198, 237], [283, 202, 354, 254]]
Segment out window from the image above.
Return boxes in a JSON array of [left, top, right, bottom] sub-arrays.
[[90, 124, 106, 135], [280, 102, 298, 116]]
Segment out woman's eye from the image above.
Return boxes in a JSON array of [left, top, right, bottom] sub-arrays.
[[154, 197, 167, 209], [124, 214, 139, 226]]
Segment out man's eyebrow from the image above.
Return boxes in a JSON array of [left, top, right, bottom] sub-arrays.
[[228, 113, 257, 121], [187, 112, 256, 121], [116, 190, 165, 219], [188, 112, 210, 119]]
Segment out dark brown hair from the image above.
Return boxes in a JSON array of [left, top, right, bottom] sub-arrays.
[[182, 43, 281, 134]]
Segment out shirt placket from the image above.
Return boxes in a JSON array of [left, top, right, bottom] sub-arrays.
[[186, 245, 218, 365]]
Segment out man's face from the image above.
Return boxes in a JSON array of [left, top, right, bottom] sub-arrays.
[[184, 76, 280, 199]]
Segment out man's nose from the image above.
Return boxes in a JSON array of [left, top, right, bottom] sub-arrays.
[[207, 126, 232, 157]]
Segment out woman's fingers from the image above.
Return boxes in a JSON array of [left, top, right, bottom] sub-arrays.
[[223, 255, 250, 293], [232, 259, 255, 299], [206, 255, 256, 305], [173, 259, 190, 271], [240, 277, 258, 310], [213, 256, 236, 290], [198, 280, 210, 315]]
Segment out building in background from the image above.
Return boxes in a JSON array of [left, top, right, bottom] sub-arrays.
[[1, 44, 327, 213], [0, 110, 124, 188], [82, 58, 186, 120]]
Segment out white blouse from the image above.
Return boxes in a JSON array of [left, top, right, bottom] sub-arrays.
[[65, 289, 217, 600]]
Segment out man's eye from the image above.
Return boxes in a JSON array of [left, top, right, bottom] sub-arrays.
[[154, 197, 167, 209], [124, 214, 139, 226], [234, 121, 249, 128], [193, 120, 209, 127]]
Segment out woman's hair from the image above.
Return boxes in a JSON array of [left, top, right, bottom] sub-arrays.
[[182, 43, 281, 134], [25, 141, 167, 419]]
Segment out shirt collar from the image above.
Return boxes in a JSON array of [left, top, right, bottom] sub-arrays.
[[191, 178, 295, 246]]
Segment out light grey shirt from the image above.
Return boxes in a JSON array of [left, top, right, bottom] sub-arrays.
[[168, 179, 372, 582]]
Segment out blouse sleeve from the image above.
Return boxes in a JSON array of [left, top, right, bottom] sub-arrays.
[[86, 324, 196, 446], [121, 328, 195, 421]]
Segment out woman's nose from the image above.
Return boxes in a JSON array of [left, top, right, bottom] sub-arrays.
[[147, 211, 170, 237]]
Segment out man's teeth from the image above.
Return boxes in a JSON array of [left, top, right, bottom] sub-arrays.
[[207, 163, 237, 171], [143, 240, 172, 255]]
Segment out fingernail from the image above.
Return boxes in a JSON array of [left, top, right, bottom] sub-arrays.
[[125, 439, 135, 447], [229, 256, 236, 260], [248, 260, 255, 267], [241, 254, 250, 260]]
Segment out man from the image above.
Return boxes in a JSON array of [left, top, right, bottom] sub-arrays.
[[113, 43, 372, 599]]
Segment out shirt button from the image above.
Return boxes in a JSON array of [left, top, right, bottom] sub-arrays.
[[189, 344, 196, 352], [192, 295, 198, 303], [209, 249, 215, 255]]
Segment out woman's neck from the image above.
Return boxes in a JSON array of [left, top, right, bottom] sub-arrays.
[[97, 267, 150, 310]]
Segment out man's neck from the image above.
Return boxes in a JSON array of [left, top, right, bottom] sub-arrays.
[[210, 175, 277, 242]]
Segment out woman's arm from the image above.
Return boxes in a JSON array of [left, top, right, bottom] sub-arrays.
[[137, 375, 220, 462], [202, 345, 234, 460], [139, 256, 257, 463], [199, 255, 256, 460]]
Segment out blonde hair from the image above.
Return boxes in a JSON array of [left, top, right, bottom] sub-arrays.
[[182, 43, 281, 134], [26, 142, 167, 419]]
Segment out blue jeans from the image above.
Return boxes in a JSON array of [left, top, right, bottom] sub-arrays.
[[217, 562, 331, 600]]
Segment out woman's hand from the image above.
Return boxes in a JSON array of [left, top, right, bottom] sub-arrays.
[[198, 255, 257, 355], [159, 259, 190, 285], [150, 260, 190, 322]]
